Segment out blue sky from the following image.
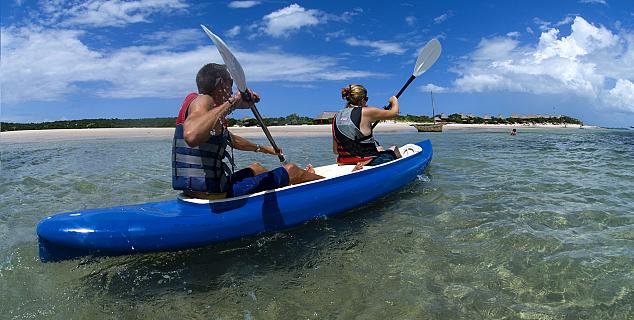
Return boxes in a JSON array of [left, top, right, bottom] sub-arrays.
[[1, 0, 633, 127]]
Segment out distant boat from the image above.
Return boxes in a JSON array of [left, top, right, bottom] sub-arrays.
[[412, 91, 444, 133], [412, 123, 443, 132]]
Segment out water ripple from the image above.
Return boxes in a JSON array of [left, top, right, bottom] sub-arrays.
[[1, 129, 633, 318]]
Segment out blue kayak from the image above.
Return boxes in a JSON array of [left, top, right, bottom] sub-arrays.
[[37, 139, 432, 261]]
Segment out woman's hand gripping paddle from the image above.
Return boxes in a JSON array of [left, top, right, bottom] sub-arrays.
[[201, 25, 287, 164], [372, 39, 442, 129]]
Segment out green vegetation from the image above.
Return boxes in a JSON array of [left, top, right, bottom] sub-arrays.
[[1, 118, 177, 132], [1, 113, 316, 132], [439, 113, 583, 125], [261, 113, 314, 126], [1, 113, 584, 132], [229, 113, 313, 127], [395, 114, 433, 123]]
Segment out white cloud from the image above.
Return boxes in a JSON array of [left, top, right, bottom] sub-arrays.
[[251, 5, 360, 38], [228, 1, 261, 9], [405, 16, 416, 27], [344, 37, 407, 56], [226, 26, 241, 37], [533, 17, 552, 31], [579, 0, 607, 4], [262, 4, 321, 37], [420, 84, 448, 93], [604, 79, 634, 112], [39, 0, 188, 28], [339, 7, 363, 22], [526, 27, 534, 35], [556, 15, 575, 26], [141, 28, 201, 48], [325, 30, 346, 42], [434, 12, 451, 24], [0, 26, 379, 103], [473, 37, 519, 60], [533, 15, 576, 32], [506, 31, 521, 38], [235, 51, 379, 82], [445, 16, 634, 113]]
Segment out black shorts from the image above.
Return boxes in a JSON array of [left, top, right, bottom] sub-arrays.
[[366, 150, 397, 166]]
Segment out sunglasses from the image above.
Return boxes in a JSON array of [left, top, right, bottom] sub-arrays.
[[214, 77, 233, 88]]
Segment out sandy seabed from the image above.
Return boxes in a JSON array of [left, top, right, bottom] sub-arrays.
[[0, 122, 597, 143]]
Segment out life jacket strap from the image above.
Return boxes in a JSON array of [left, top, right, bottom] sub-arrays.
[[173, 167, 224, 178], [174, 138, 224, 154]]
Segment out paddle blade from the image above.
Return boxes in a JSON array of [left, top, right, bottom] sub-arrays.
[[200, 25, 248, 92], [413, 38, 441, 77]]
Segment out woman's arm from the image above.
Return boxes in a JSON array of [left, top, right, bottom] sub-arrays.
[[362, 96, 399, 122]]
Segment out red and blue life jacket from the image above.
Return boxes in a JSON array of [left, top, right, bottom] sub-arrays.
[[172, 93, 234, 193]]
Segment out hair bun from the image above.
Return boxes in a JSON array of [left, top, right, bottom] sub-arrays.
[[341, 86, 351, 100]]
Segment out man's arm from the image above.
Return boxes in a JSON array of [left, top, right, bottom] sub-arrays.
[[229, 132, 279, 155], [183, 95, 233, 147]]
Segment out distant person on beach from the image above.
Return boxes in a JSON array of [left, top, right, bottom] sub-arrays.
[[332, 84, 402, 171], [511, 128, 517, 135], [172, 63, 322, 199]]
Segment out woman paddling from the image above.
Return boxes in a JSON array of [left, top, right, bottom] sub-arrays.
[[332, 84, 401, 170]]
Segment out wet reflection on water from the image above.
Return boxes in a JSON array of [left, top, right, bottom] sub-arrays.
[[1, 129, 633, 318]]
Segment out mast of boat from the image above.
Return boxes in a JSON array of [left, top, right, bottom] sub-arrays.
[[430, 91, 436, 124]]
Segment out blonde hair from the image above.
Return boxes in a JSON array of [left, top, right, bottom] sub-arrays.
[[341, 84, 367, 107]]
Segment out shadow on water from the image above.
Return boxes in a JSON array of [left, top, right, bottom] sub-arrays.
[[206, 191, 285, 230], [74, 215, 356, 300], [73, 177, 433, 302]]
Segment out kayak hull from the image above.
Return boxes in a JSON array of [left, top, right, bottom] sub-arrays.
[[37, 140, 432, 261]]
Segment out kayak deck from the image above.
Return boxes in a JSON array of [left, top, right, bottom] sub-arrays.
[[37, 140, 432, 261]]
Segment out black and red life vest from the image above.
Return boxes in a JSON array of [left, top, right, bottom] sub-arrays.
[[332, 107, 380, 164]]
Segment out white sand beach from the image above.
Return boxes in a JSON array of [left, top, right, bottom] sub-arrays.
[[1, 122, 600, 143], [0, 123, 418, 142]]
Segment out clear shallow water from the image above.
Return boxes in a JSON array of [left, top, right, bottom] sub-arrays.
[[1, 128, 633, 319]]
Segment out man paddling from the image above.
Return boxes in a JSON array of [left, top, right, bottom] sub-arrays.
[[173, 63, 323, 199]]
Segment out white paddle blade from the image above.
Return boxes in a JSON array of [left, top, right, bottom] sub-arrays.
[[200, 25, 248, 92], [413, 38, 442, 77]]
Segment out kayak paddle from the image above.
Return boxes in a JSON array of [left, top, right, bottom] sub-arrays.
[[372, 38, 442, 129], [201, 25, 287, 164]]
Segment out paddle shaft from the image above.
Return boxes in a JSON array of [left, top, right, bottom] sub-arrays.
[[371, 74, 416, 129], [242, 90, 286, 163]]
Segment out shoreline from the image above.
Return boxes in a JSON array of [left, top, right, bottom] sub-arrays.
[[0, 122, 600, 142], [0, 123, 417, 142], [442, 123, 598, 129]]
